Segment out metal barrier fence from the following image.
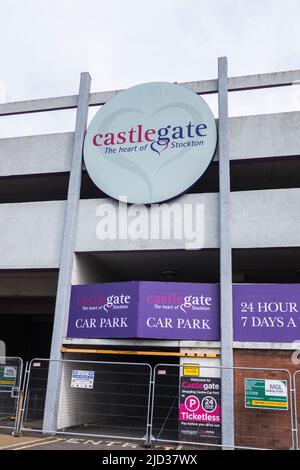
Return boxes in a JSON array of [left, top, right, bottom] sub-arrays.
[[11, 358, 299, 449], [293, 370, 300, 450], [0, 357, 23, 434], [150, 364, 294, 450], [20, 358, 152, 441]]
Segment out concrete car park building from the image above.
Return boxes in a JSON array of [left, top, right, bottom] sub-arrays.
[[0, 59, 300, 449]]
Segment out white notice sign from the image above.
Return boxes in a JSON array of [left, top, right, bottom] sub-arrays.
[[71, 370, 95, 389]]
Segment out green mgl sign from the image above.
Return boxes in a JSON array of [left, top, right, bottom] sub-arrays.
[[245, 378, 288, 410], [0, 365, 17, 387]]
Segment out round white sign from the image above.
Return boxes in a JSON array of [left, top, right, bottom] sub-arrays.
[[84, 82, 217, 203]]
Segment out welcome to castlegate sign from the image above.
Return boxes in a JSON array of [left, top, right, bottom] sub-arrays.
[[84, 82, 217, 203]]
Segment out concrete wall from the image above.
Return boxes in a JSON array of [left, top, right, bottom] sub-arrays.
[[0, 200, 65, 269], [76, 188, 300, 252], [72, 253, 116, 285], [57, 361, 96, 430], [227, 111, 300, 161], [231, 188, 300, 248], [179, 349, 221, 377], [1, 188, 300, 268], [0, 111, 299, 177], [76, 193, 217, 252], [0, 272, 57, 296], [56, 357, 151, 434], [0, 133, 74, 176]]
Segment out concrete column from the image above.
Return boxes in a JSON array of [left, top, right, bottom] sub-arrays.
[[43, 72, 91, 432], [218, 57, 234, 449]]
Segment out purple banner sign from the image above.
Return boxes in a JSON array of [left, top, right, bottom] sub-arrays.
[[67, 282, 139, 338], [67, 281, 220, 340], [67, 282, 300, 342], [137, 282, 220, 340], [233, 284, 300, 342]]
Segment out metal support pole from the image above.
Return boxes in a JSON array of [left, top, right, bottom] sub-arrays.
[[218, 57, 234, 449], [43, 72, 91, 432]]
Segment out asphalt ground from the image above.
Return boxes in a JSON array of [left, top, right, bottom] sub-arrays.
[[0, 431, 201, 451]]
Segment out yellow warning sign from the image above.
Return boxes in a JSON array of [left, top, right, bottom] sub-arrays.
[[251, 400, 288, 409], [61, 347, 219, 358], [0, 380, 15, 386], [183, 364, 200, 377]]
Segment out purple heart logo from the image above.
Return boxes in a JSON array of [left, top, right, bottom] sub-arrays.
[[150, 139, 170, 156]]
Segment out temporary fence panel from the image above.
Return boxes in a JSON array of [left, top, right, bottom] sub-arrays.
[[234, 367, 293, 450], [150, 364, 294, 450], [293, 370, 300, 450], [20, 358, 152, 441], [20, 359, 48, 430], [19, 358, 296, 449], [0, 357, 23, 433]]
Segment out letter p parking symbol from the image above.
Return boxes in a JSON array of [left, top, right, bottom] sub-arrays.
[[185, 395, 200, 412]]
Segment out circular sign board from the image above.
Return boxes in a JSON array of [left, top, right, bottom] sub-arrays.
[[84, 82, 217, 204]]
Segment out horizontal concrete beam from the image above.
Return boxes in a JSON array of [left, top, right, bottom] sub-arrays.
[[62, 337, 221, 348], [62, 338, 298, 350], [1, 111, 299, 177], [233, 342, 300, 350], [218, 111, 300, 161], [231, 188, 300, 248], [0, 132, 74, 176], [0, 188, 299, 268], [0, 273, 57, 296], [0, 200, 65, 269], [0, 69, 300, 116], [76, 189, 300, 252]]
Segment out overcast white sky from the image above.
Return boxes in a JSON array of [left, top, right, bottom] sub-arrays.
[[0, 0, 300, 137]]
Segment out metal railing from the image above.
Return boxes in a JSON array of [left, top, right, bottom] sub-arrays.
[[13, 358, 300, 450], [0, 357, 23, 434], [293, 370, 300, 450], [150, 364, 294, 450], [19, 358, 152, 442]]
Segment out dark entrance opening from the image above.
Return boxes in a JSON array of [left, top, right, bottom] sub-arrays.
[[0, 297, 55, 362]]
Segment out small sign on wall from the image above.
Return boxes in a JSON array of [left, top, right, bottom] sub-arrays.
[[183, 363, 200, 377], [179, 377, 221, 443], [71, 370, 95, 389], [0, 366, 17, 387], [245, 378, 288, 410]]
